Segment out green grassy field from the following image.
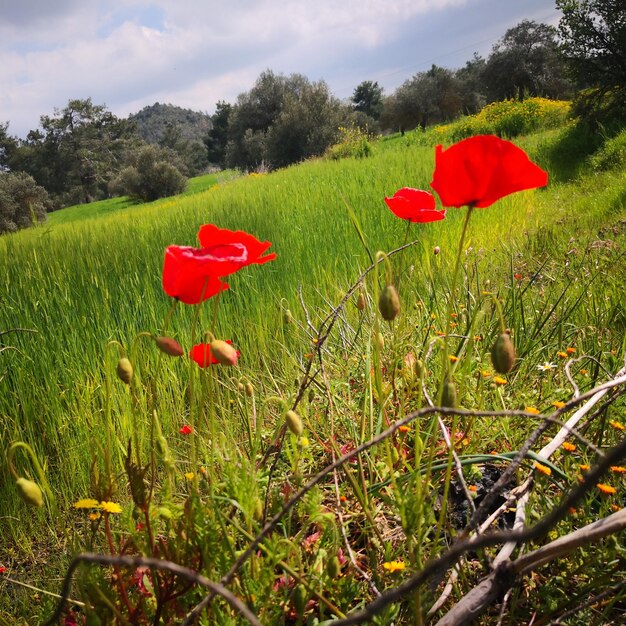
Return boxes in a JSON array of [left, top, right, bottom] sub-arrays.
[[1, 107, 626, 624]]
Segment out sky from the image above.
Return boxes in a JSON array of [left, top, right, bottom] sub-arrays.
[[0, 0, 560, 139]]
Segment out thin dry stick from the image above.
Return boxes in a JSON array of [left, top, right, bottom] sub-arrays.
[[44, 553, 261, 626]]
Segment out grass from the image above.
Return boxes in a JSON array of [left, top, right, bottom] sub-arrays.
[[1, 108, 626, 624]]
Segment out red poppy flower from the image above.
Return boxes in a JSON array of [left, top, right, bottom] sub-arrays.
[[197, 224, 277, 276], [384, 188, 445, 223], [162, 245, 230, 305], [189, 341, 240, 367], [430, 135, 548, 208], [179, 425, 193, 435]]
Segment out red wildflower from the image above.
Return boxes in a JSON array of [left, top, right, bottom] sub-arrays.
[[384, 187, 445, 223], [431, 135, 548, 208], [162, 226, 276, 305], [179, 425, 193, 435], [162, 245, 230, 305], [197, 224, 276, 276], [189, 341, 240, 367]]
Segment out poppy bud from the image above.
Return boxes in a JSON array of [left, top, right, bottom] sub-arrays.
[[308, 388, 315, 402], [245, 382, 254, 397], [253, 498, 263, 522], [441, 379, 457, 408], [154, 336, 184, 357], [491, 331, 516, 374], [356, 292, 366, 311], [15, 477, 44, 507], [237, 382, 245, 393], [434, 246, 440, 255], [209, 340, 239, 366], [293, 584, 308, 616], [285, 410, 304, 436], [326, 555, 341, 579], [283, 309, 293, 325], [375, 332, 385, 350], [116, 357, 133, 384], [378, 284, 401, 321]]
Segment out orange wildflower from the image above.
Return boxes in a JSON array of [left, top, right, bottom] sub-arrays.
[[534, 462, 552, 476], [551, 401, 566, 409], [562, 442, 576, 452], [596, 483, 617, 495], [609, 420, 625, 431], [525, 407, 540, 415], [610, 466, 626, 474]]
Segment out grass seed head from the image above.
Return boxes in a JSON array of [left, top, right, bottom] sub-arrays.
[[285, 410, 304, 436], [15, 477, 44, 507], [490, 330, 516, 374], [378, 284, 401, 321], [116, 357, 133, 384]]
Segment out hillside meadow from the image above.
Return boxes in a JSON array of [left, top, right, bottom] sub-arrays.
[[1, 104, 626, 624]]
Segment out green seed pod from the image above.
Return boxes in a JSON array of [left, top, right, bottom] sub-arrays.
[[293, 584, 308, 616], [283, 309, 293, 325], [15, 477, 43, 507], [116, 357, 133, 384], [326, 555, 341, 579], [237, 382, 245, 393], [209, 340, 239, 366], [308, 388, 315, 403], [285, 410, 304, 436], [378, 284, 401, 321], [391, 446, 400, 464], [245, 382, 254, 397], [154, 336, 184, 357], [253, 498, 263, 522], [491, 331, 516, 374], [441, 379, 458, 408]]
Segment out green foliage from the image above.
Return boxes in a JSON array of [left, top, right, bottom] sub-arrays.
[[351, 80, 384, 120], [205, 100, 232, 167], [482, 20, 573, 101], [324, 126, 374, 160], [109, 145, 187, 202], [429, 97, 571, 143], [589, 127, 626, 171], [11, 98, 138, 206], [225, 70, 352, 171], [0, 171, 50, 234]]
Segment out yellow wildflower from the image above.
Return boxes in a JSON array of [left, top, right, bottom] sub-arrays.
[[610, 466, 626, 474], [557, 351, 568, 358], [449, 355, 458, 363], [383, 560, 406, 573], [551, 401, 566, 409], [609, 420, 625, 431], [525, 407, 540, 415], [88, 512, 101, 521], [562, 442, 576, 452], [185, 472, 195, 481], [493, 376, 507, 386], [482, 370, 491, 378], [99, 501, 122, 514]]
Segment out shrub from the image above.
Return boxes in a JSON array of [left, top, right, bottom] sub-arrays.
[[589, 127, 626, 172], [109, 145, 187, 202], [0, 171, 50, 234], [324, 126, 374, 160]]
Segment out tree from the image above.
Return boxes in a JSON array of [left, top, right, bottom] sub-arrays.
[[380, 66, 463, 133], [205, 101, 232, 167], [108, 145, 187, 202], [0, 171, 50, 234], [455, 54, 488, 115], [557, 0, 626, 114], [13, 98, 138, 206], [482, 20, 573, 101], [351, 81, 384, 120], [0, 122, 18, 172], [225, 70, 350, 170]]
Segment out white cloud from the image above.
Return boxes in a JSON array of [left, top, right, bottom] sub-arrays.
[[0, 0, 558, 138]]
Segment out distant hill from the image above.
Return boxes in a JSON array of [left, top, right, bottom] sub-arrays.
[[129, 103, 212, 175], [129, 102, 212, 145]]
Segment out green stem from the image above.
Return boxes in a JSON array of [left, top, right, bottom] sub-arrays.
[[7, 441, 55, 509], [440, 205, 474, 397]]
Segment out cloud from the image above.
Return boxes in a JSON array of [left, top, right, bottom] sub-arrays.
[[0, 0, 558, 138]]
